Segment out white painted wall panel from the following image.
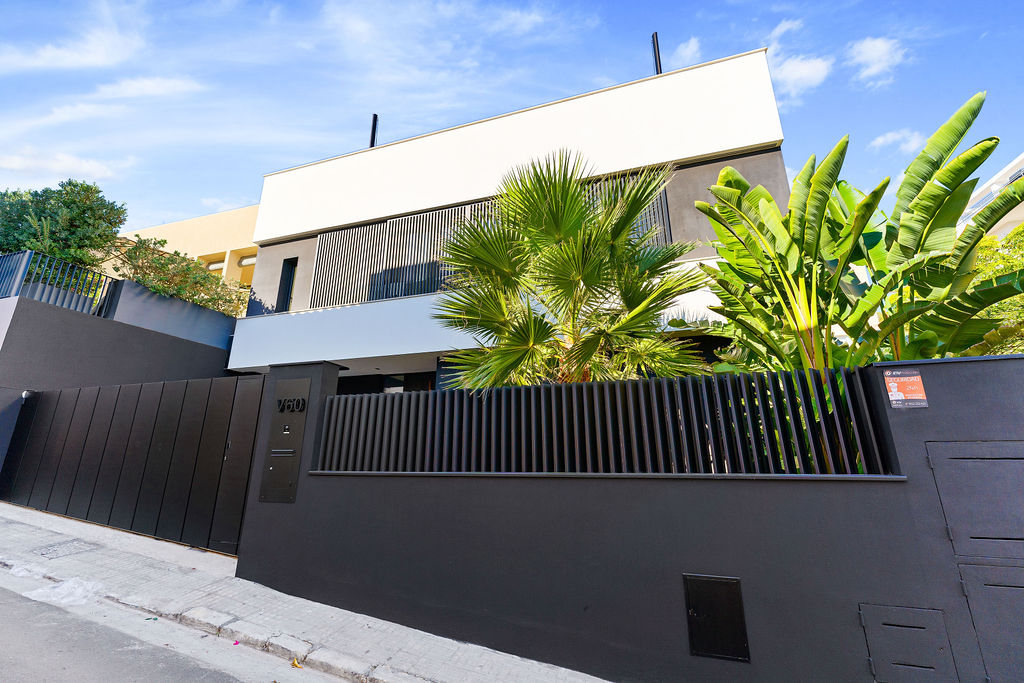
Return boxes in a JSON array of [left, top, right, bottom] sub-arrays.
[[253, 50, 782, 244], [227, 294, 474, 371]]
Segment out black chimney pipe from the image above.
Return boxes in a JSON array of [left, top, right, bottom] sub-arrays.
[[651, 32, 662, 75], [369, 113, 379, 148]]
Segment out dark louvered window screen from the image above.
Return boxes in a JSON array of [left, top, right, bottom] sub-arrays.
[[314, 369, 894, 477], [308, 190, 672, 310]]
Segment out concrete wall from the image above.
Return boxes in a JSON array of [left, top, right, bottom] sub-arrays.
[[246, 237, 317, 316], [0, 298, 229, 390], [106, 280, 236, 349], [234, 359, 1024, 681], [666, 148, 791, 259], [254, 50, 782, 244]]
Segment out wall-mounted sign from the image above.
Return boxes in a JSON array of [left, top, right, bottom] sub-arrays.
[[276, 397, 306, 413], [884, 369, 927, 408]]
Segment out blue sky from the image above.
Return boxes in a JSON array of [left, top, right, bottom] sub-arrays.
[[1, 0, 1021, 230]]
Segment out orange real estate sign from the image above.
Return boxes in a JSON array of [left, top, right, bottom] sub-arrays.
[[883, 368, 928, 408]]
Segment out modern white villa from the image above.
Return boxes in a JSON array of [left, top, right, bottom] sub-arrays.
[[223, 48, 789, 392]]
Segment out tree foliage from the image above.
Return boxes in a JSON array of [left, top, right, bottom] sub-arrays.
[[110, 236, 250, 317], [963, 223, 1024, 354], [0, 179, 125, 267], [676, 92, 1024, 373], [434, 151, 707, 389]]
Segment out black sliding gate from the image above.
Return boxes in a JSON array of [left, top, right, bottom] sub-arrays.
[[0, 376, 264, 554]]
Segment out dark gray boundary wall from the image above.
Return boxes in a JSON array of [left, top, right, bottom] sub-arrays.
[[0, 297, 229, 390], [106, 280, 236, 350], [235, 358, 1024, 681]]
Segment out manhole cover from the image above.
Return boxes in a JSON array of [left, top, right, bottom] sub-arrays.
[[32, 540, 99, 559]]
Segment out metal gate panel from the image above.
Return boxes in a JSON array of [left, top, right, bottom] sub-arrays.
[[928, 441, 1024, 559], [108, 382, 163, 530], [65, 386, 119, 519], [10, 390, 61, 505], [0, 376, 264, 554], [46, 386, 99, 515], [87, 383, 141, 524], [208, 376, 264, 554], [959, 564, 1024, 682], [0, 392, 37, 500], [181, 377, 236, 548], [155, 378, 210, 541], [131, 380, 187, 536], [26, 388, 80, 510]]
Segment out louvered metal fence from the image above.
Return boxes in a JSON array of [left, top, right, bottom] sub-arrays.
[[0, 250, 116, 315], [309, 189, 673, 310], [314, 369, 893, 477]]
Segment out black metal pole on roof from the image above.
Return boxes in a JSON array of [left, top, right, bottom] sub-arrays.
[[651, 32, 662, 75], [369, 113, 379, 148]]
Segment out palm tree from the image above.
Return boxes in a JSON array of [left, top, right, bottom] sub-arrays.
[[434, 151, 707, 389]]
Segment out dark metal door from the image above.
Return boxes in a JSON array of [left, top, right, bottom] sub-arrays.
[[928, 441, 1024, 682]]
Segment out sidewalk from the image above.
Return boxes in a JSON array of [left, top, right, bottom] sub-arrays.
[[0, 502, 605, 683]]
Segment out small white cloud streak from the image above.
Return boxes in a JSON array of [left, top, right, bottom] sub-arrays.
[[667, 37, 701, 70], [200, 196, 254, 212], [869, 128, 926, 154], [0, 146, 134, 190], [846, 37, 907, 87], [766, 19, 833, 109], [93, 77, 205, 99], [0, 1, 144, 75]]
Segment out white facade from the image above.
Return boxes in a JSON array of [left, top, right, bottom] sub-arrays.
[[961, 151, 1024, 238], [230, 49, 783, 374], [229, 294, 472, 373], [253, 49, 782, 245]]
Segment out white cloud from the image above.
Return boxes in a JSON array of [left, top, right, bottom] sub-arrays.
[[489, 9, 546, 36], [869, 128, 926, 154], [766, 20, 833, 109], [846, 37, 907, 87], [667, 37, 701, 70], [93, 77, 205, 99], [771, 54, 833, 98], [0, 146, 133, 190], [0, 1, 144, 75], [769, 19, 803, 42]]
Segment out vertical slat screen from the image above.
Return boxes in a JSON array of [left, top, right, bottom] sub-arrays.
[[307, 188, 672, 310], [315, 369, 893, 477]]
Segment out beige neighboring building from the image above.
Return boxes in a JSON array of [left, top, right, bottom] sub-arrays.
[[961, 151, 1024, 238], [128, 204, 260, 286]]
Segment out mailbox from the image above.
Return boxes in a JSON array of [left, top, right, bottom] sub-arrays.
[[258, 377, 310, 503]]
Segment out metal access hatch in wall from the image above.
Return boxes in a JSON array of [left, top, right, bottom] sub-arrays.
[[858, 604, 958, 681], [926, 441, 1024, 559], [959, 564, 1024, 682]]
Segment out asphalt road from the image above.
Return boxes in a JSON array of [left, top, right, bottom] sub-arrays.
[[0, 586, 241, 682]]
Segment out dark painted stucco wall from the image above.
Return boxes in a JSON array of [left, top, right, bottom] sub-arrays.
[[235, 358, 1024, 681], [107, 280, 235, 349], [0, 297, 229, 390], [665, 148, 790, 259]]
